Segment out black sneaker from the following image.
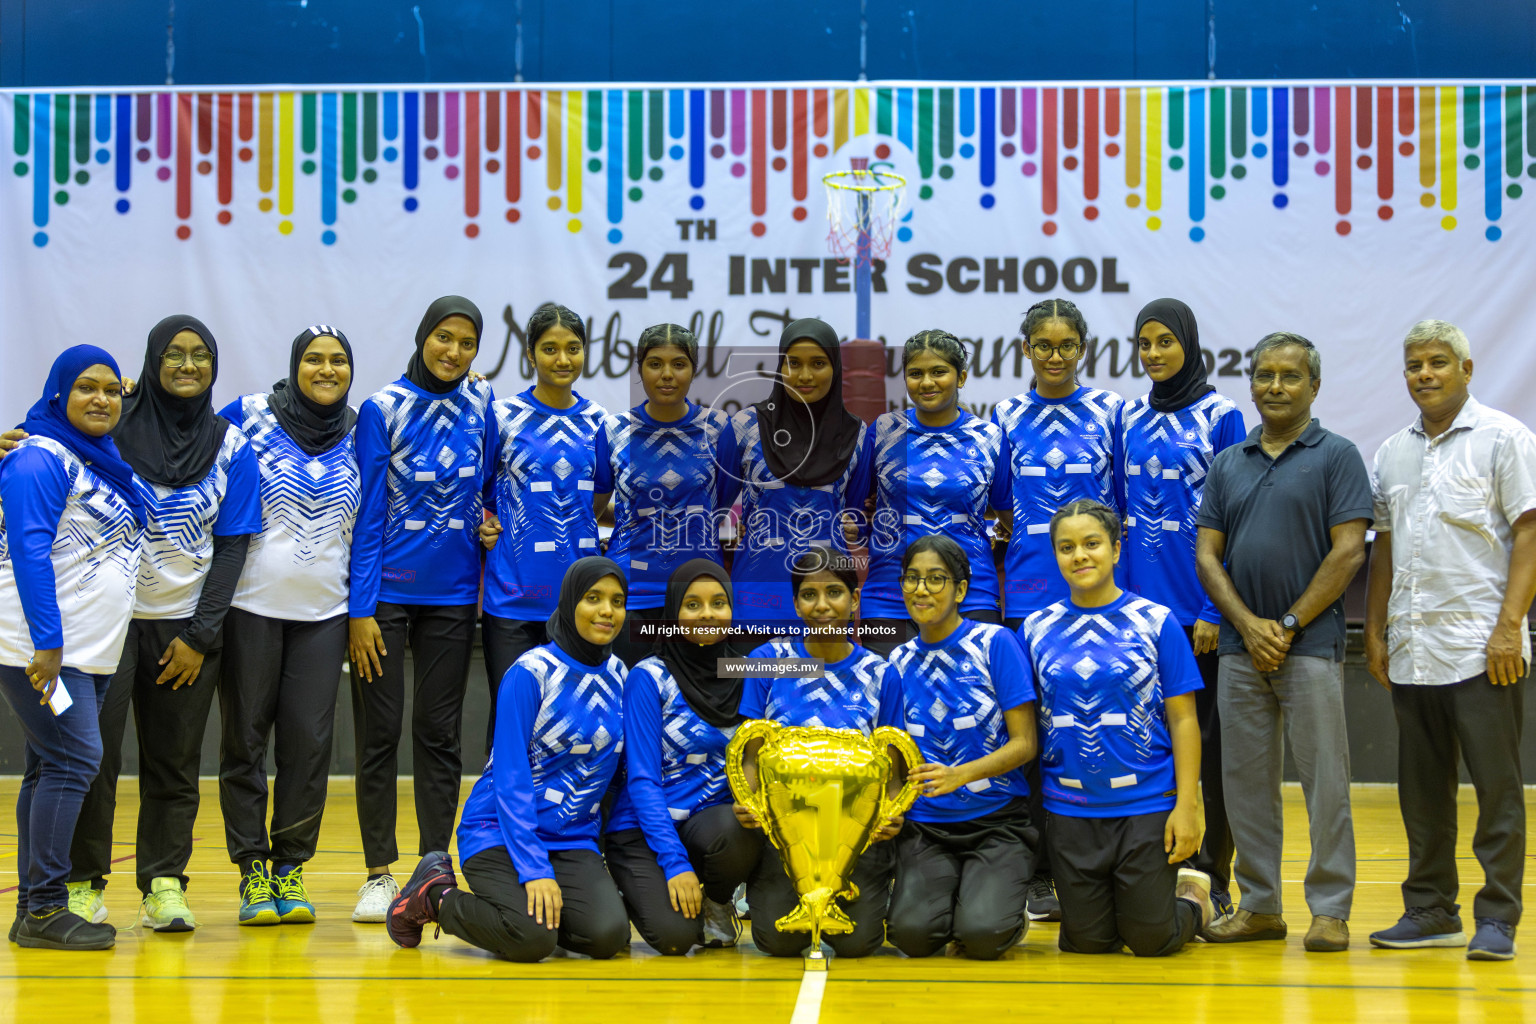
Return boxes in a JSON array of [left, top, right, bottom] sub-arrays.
[[386, 852, 456, 949], [1467, 918, 1516, 961], [1369, 906, 1466, 949], [7, 905, 22, 943], [1025, 875, 1061, 922], [1210, 888, 1235, 922], [15, 907, 115, 950]]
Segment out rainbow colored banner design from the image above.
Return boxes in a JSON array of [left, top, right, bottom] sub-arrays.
[[9, 83, 1533, 248]]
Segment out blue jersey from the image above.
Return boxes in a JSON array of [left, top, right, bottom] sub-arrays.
[[1119, 393, 1244, 627], [221, 394, 360, 622], [596, 401, 741, 611], [456, 643, 626, 882], [1018, 593, 1201, 818], [729, 407, 874, 632], [607, 657, 738, 879], [349, 375, 494, 614], [865, 410, 1010, 620], [132, 423, 262, 619], [890, 620, 1036, 822], [483, 388, 609, 620], [992, 387, 1124, 618], [739, 640, 901, 733]]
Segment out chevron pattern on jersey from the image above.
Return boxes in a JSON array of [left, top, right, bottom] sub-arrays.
[[492, 393, 604, 560], [134, 425, 244, 595], [605, 406, 731, 561], [526, 648, 626, 833], [374, 378, 490, 549], [641, 660, 736, 810], [1122, 393, 1239, 566], [239, 394, 359, 565], [993, 389, 1123, 526], [757, 640, 890, 733]]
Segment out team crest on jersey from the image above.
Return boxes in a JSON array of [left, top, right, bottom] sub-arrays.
[[1085, 422, 1098, 433]]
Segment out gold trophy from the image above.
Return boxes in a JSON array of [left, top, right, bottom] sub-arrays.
[[726, 720, 922, 970]]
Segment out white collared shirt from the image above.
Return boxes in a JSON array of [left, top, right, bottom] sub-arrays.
[[1372, 396, 1536, 685]]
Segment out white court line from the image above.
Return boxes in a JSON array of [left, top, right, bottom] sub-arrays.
[[789, 970, 827, 1024]]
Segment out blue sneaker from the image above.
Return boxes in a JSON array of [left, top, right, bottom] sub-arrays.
[[238, 863, 281, 926], [1467, 918, 1516, 961], [274, 864, 316, 924], [1369, 906, 1466, 949], [1211, 888, 1235, 922]]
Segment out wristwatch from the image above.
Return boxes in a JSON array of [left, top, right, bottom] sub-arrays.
[[1280, 613, 1304, 637]]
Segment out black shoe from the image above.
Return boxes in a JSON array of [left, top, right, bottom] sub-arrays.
[[15, 908, 115, 951], [8, 905, 22, 943], [1026, 875, 1061, 922], [1211, 888, 1235, 921]]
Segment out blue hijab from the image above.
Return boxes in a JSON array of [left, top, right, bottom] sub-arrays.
[[16, 345, 146, 525]]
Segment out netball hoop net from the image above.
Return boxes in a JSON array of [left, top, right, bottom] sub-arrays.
[[823, 157, 907, 342]]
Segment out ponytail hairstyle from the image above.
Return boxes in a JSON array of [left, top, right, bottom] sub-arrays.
[[636, 322, 699, 370], [525, 302, 587, 356], [901, 328, 968, 373], [1047, 498, 1121, 544], [1021, 298, 1088, 389]]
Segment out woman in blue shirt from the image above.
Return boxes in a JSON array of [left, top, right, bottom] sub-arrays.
[[478, 303, 611, 751], [596, 324, 740, 668], [0, 346, 143, 951], [217, 325, 361, 926], [347, 295, 494, 922], [605, 559, 762, 954], [1120, 298, 1246, 919], [385, 557, 631, 962], [863, 330, 1010, 656], [1017, 499, 1211, 957], [886, 534, 1038, 960]]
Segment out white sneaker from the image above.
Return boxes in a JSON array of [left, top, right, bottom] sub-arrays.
[[701, 897, 741, 948], [67, 881, 108, 924], [351, 874, 399, 923], [733, 883, 749, 920], [1176, 868, 1214, 930]]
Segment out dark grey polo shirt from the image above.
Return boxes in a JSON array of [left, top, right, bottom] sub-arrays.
[[1194, 418, 1373, 661]]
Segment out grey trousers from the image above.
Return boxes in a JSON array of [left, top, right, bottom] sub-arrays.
[[1218, 654, 1355, 920]]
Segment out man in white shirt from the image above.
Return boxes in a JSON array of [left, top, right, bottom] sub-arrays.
[[1365, 319, 1536, 963]]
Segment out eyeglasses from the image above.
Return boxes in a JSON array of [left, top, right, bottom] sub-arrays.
[[163, 349, 213, 367], [1251, 371, 1308, 388], [899, 572, 954, 592], [1030, 341, 1082, 360]]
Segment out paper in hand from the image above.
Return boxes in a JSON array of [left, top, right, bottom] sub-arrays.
[[47, 678, 73, 716]]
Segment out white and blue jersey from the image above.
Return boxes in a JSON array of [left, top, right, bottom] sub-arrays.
[[889, 620, 1036, 823], [483, 388, 609, 621], [739, 640, 901, 734], [596, 402, 740, 611], [992, 387, 1124, 618], [729, 407, 874, 630], [1119, 393, 1244, 627], [456, 643, 626, 883], [1018, 593, 1201, 819], [865, 410, 1010, 620], [607, 657, 737, 879], [220, 394, 361, 622], [0, 438, 144, 674], [349, 375, 494, 615], [132, 423, 261, 619]]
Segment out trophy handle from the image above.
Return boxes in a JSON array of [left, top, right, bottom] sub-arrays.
[[725, 718, 779, 825], [870, 726, 924, 821]]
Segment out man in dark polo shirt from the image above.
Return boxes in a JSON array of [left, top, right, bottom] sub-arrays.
[[1193, 332, 1373, 953]]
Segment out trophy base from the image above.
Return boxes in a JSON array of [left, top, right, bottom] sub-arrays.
[[803, 944, 830, 972]]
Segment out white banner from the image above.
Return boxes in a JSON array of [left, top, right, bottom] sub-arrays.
[[3, 82, 1532, 458]]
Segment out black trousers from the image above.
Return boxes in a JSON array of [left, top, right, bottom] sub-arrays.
[[747, 834, 895, 958], [481, 615, 548, 756], [860, 609, 1003, 659], [1186, 629, 1232, 893], [69, 616, 223, 894], [887, 800, 1037, 960], [1050, 811, 1199, 957], [219, 608, 345, 868], [1004, 614, 1052, 881], [1391, 673, 1525, 925], [605, 803, 764, 955], [351, 602, 476, 866], [438, 846, 630, 961]]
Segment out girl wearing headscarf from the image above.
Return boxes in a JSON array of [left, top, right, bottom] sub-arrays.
[[594, 323, 741, 668], [384, 557, 631, 962], [347, 296, 495, 923], [729, 318, 873, 635], [1119, 297, 1245, 920], [0, 347, 143, 951], [66, 315, 261, 934], [215, 325, 361, 926], [478, 303, 610, 750], [604, 560, 762, 954]]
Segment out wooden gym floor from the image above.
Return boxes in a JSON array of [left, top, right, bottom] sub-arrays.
[[0, 780, 1529, 1023]]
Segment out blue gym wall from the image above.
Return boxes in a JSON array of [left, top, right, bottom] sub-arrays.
[[2, 1, 1534, 87]]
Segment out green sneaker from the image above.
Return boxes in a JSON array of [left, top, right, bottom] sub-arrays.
[[238, 863, 281, 927], [139, 877, 196, 932], [67, 882, 107, 924], [273, 865, 316, 925]]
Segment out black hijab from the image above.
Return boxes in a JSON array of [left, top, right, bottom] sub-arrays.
[[113, 314, 229, 488], [1137, 298, 1216, 413], [545, 556, 629, 668], [269, 325, 358, 456], [658, 559, 744, 729], [406, 295, 483, 394], [754, 318, 862, 488]]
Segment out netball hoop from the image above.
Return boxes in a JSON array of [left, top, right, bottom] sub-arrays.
[[823, 158, 907, 342]]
